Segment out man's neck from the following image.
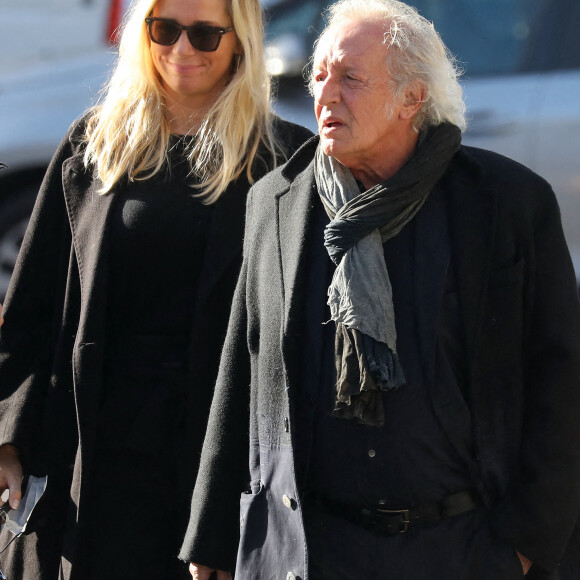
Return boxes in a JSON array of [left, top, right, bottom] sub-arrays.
[[350, 128, 420, 189]]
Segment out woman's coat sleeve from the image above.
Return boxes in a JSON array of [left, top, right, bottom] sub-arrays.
[[0, 128, 75, 468]]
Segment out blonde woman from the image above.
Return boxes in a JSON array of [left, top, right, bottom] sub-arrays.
[[0, 0, 311, 577]]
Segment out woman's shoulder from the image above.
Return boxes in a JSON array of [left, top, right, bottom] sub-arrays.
[[272, 116, 314, 154], [249, 117, 312, 180], [65, 110, 97, 155]]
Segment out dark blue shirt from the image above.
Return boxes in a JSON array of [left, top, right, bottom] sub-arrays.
[[305, 187, 474, 509]]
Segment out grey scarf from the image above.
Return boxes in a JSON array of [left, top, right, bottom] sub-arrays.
[[315, 123, 462, 427]]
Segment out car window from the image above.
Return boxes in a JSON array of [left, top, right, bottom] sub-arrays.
[[265, 0, 325, 39], [412, 0, 580, 76], [264, 0, 580, 77], [518, 0, 580, 73]]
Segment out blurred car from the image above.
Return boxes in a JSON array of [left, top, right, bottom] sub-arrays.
[[1, 0, 579, 298], [0, 0, 128, 298], [267, 0, 580, 285]]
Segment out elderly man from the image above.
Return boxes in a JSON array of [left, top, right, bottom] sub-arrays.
[[180, 1, 580, 578]]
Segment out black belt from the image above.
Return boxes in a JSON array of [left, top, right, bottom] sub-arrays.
[[306, 489, 480, 535]]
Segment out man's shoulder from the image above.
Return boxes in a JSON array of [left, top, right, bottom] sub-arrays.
[[452, 145, 559, 222], [458, 145, 551, 190]]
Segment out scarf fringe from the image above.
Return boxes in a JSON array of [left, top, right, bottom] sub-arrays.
[[332, 323, 405, 427]]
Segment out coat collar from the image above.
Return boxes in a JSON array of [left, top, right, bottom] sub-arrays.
[[281, 135, 320, 183], [196, 127, 318, 308], [277, 160, 319, 337], [276, 135, 322, 332]]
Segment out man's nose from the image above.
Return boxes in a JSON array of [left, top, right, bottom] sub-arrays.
[[315, 76, 340, 107]]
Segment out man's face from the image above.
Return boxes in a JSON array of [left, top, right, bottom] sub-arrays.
[[312, 19, 410, 179]]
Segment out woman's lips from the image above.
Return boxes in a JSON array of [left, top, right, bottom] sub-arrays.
[[167, 61, 204, 74]]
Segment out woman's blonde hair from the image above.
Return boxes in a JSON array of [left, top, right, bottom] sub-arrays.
[[84, 0, 280, 203], [308, 0, 466, 132]]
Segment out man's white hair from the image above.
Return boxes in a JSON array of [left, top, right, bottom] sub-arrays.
[[308, 0, 466, 131]]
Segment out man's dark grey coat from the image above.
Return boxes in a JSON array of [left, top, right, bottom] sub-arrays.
[[181, 136, 580, 579]]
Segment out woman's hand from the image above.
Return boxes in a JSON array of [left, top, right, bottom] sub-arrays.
[[189, 563, 232, 580], [517, 551, 532, 575], [0, 444, 23, 510]]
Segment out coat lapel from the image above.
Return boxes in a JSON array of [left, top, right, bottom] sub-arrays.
[[276, 162, 319, 342], [414, 179, 475, 464], [431, 150, 498, 474], [276, 158, 327, 485], [445, 150, 498, 367], [401, 149, 498, 476], [61, 152, 117, 527], [62, 153, 117, 343]]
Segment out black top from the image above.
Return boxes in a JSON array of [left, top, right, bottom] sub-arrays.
[[106, 137, 214, 346], [98, 137, 215, 453]]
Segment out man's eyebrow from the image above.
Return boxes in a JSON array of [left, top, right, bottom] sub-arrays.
[[312, 58, 328, 72]]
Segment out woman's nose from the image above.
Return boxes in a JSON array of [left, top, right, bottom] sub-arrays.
[[174, 30, 195, 54]]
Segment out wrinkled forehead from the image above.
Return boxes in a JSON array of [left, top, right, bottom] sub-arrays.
[[313, 18, 387, 69]]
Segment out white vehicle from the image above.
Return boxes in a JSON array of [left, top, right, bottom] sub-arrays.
[[0, 0, 128, 297]]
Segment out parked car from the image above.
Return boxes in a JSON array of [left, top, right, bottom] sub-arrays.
[[267, 0, 580, 285], [0, 0, 128, 298]]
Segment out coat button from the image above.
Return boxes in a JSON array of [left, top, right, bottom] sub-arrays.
[[368, 449, 376, 458], [282, 494, 293, 509], [286, 573, 296, 580]]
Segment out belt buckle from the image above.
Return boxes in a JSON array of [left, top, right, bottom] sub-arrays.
[[376, 507, 411, 533]]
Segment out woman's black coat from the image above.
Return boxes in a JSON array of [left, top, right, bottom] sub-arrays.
[[0, 116, 312, 578]]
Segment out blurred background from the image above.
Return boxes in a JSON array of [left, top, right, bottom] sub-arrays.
[[1, 0, 579, 298]]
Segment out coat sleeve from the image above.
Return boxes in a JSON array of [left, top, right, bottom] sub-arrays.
[[179, 191, 255, 572], [488, 182, 580, 572], [0, 125, 76, 471]]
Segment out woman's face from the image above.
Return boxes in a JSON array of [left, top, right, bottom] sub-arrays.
[[149, 0, 239, 114]]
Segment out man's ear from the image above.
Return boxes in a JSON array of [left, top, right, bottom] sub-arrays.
[[399, 82, 426, 120]]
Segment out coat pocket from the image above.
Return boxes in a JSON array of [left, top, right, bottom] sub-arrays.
[[239, 480, 264, 529], [236, 481, 268, 578]]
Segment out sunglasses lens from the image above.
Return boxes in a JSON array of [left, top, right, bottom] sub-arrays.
[[149, 20, 180, 45], [188, 25, 222, 52]]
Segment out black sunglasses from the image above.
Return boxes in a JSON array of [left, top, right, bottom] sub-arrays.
[[145, 17, 234, 52]]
